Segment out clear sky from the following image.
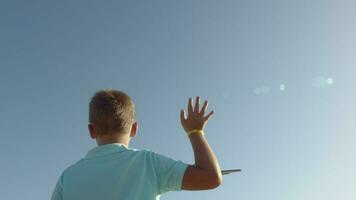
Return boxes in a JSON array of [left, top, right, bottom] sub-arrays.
[[1, 1, 355, 199]]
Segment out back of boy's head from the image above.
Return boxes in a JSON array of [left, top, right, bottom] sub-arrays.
[[89, 89, 136, 136]]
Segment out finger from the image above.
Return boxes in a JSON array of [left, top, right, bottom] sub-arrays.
[[200, 100, 208, 115], [194, 96, 200, 113], [180, 109, 186, 122], [188, 97, 193, 115], [204, 110, 214, 121]]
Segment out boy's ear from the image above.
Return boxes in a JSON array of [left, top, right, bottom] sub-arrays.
[[88, 123, 97, 139], [130, 122, 138, 138]]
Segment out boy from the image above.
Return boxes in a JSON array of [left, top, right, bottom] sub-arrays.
[[51, 89, 222, 200]]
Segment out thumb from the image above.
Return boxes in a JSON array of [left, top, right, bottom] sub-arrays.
[[180, 109, 186, 123]]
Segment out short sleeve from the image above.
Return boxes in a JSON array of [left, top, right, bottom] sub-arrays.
[[151, 152, 189, 195], [51, 172, 64, 200]]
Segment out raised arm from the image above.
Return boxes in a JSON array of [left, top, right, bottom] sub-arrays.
[[180, 96, 222, 190]]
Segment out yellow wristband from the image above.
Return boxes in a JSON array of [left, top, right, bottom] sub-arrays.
[[188, 129, 204, 136]]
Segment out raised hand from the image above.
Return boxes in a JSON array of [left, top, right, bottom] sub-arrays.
[[180, 96, 214, 134]]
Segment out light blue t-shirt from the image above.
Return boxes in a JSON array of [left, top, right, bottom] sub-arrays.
[[51, 143, 188, 200]]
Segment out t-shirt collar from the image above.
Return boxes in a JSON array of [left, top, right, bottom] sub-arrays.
[[85, 143, 128, 159]]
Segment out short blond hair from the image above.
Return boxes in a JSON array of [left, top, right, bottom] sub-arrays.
[[89, 89, 136, 135]]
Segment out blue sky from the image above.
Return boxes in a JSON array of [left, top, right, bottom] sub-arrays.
[[1, 1, 355, 199]]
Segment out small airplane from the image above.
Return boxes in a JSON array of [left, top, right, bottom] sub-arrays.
[[221, 169, 242, 175]]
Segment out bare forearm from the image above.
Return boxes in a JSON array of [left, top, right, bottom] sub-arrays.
[[189, 133, 221, 176]]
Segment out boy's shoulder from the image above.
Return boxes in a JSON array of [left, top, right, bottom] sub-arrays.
[[60, 147, 162, 175]]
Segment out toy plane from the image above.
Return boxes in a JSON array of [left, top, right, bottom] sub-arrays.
[[221, 169, 242, 175]]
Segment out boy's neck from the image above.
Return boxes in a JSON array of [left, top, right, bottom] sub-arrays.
[[96, 133, 130, 147]]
